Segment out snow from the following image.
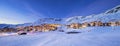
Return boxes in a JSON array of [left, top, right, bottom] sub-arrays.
[[66, 12, 120, 23], [105, 5, 120, 14], [0, 4, 120, 46], [0, 26, 120, 46], [66, 5, 120, 23], [1, 5, 120, 28], [33, 18, 64, 25], [0, 32, 18, 37], [0, 24, 16, 28]]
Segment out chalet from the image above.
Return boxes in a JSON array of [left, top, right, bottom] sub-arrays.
[[24, 26, 34, 32], [109, 21, 116, 26], [32, 24, 59, 32], [89, 21, 103, 26], [89, 21, 96, 26], [103, 23, 108, 26], [33, 26, 43, 32], [103, 22, 111, 26], [66, 25, 71, 29], [16, 26, 24, 31], [42, 24, 58, 32], [116, 21, 120, 26], [68, 23, 81, 29], [82, 22, 90, 27], [94, 21, 98, 26], [96, 21, 103, 26], [1, 28, 16, 32]]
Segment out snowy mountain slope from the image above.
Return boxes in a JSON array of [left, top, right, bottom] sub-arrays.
[[0, 24, 16, 28], [0, 5, 120, 27], [82, 12, 120, 23], [33, 18, 62, 25], [0, 26, 120, 46], [66, 5, 120, 23], [105, 5, 120, 14], [1, 5, 120, 27], [16, 23, 33, 27], [65, 15, 95, 24], [66, 13, 120, 23]]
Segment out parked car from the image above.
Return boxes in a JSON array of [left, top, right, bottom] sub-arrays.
[[18, 31, 27, 35], [66, 31, 81, 34]]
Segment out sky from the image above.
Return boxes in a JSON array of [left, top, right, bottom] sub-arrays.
[[0, 0, 120, 24]]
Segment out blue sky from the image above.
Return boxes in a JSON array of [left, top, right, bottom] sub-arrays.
[[0, 0, 120, 24]]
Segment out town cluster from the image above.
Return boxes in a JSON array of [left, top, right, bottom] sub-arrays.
[[0, 21, 120, 33]]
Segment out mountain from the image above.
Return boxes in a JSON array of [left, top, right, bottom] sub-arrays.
[[1, 5, 120, 28], [33, 18, 65, 25], [0, 24, 16, 28], [66, 5, 120, 23], [1, 5, 120, 46], [105, 5, 120, 14], [16, 23, 33, 27]]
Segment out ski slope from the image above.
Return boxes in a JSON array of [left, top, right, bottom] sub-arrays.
[[0, 26, 120, 46]]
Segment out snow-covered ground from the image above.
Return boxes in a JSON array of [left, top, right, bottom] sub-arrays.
[[0, 26, 120, 46], [0, 5, 120, 46]]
